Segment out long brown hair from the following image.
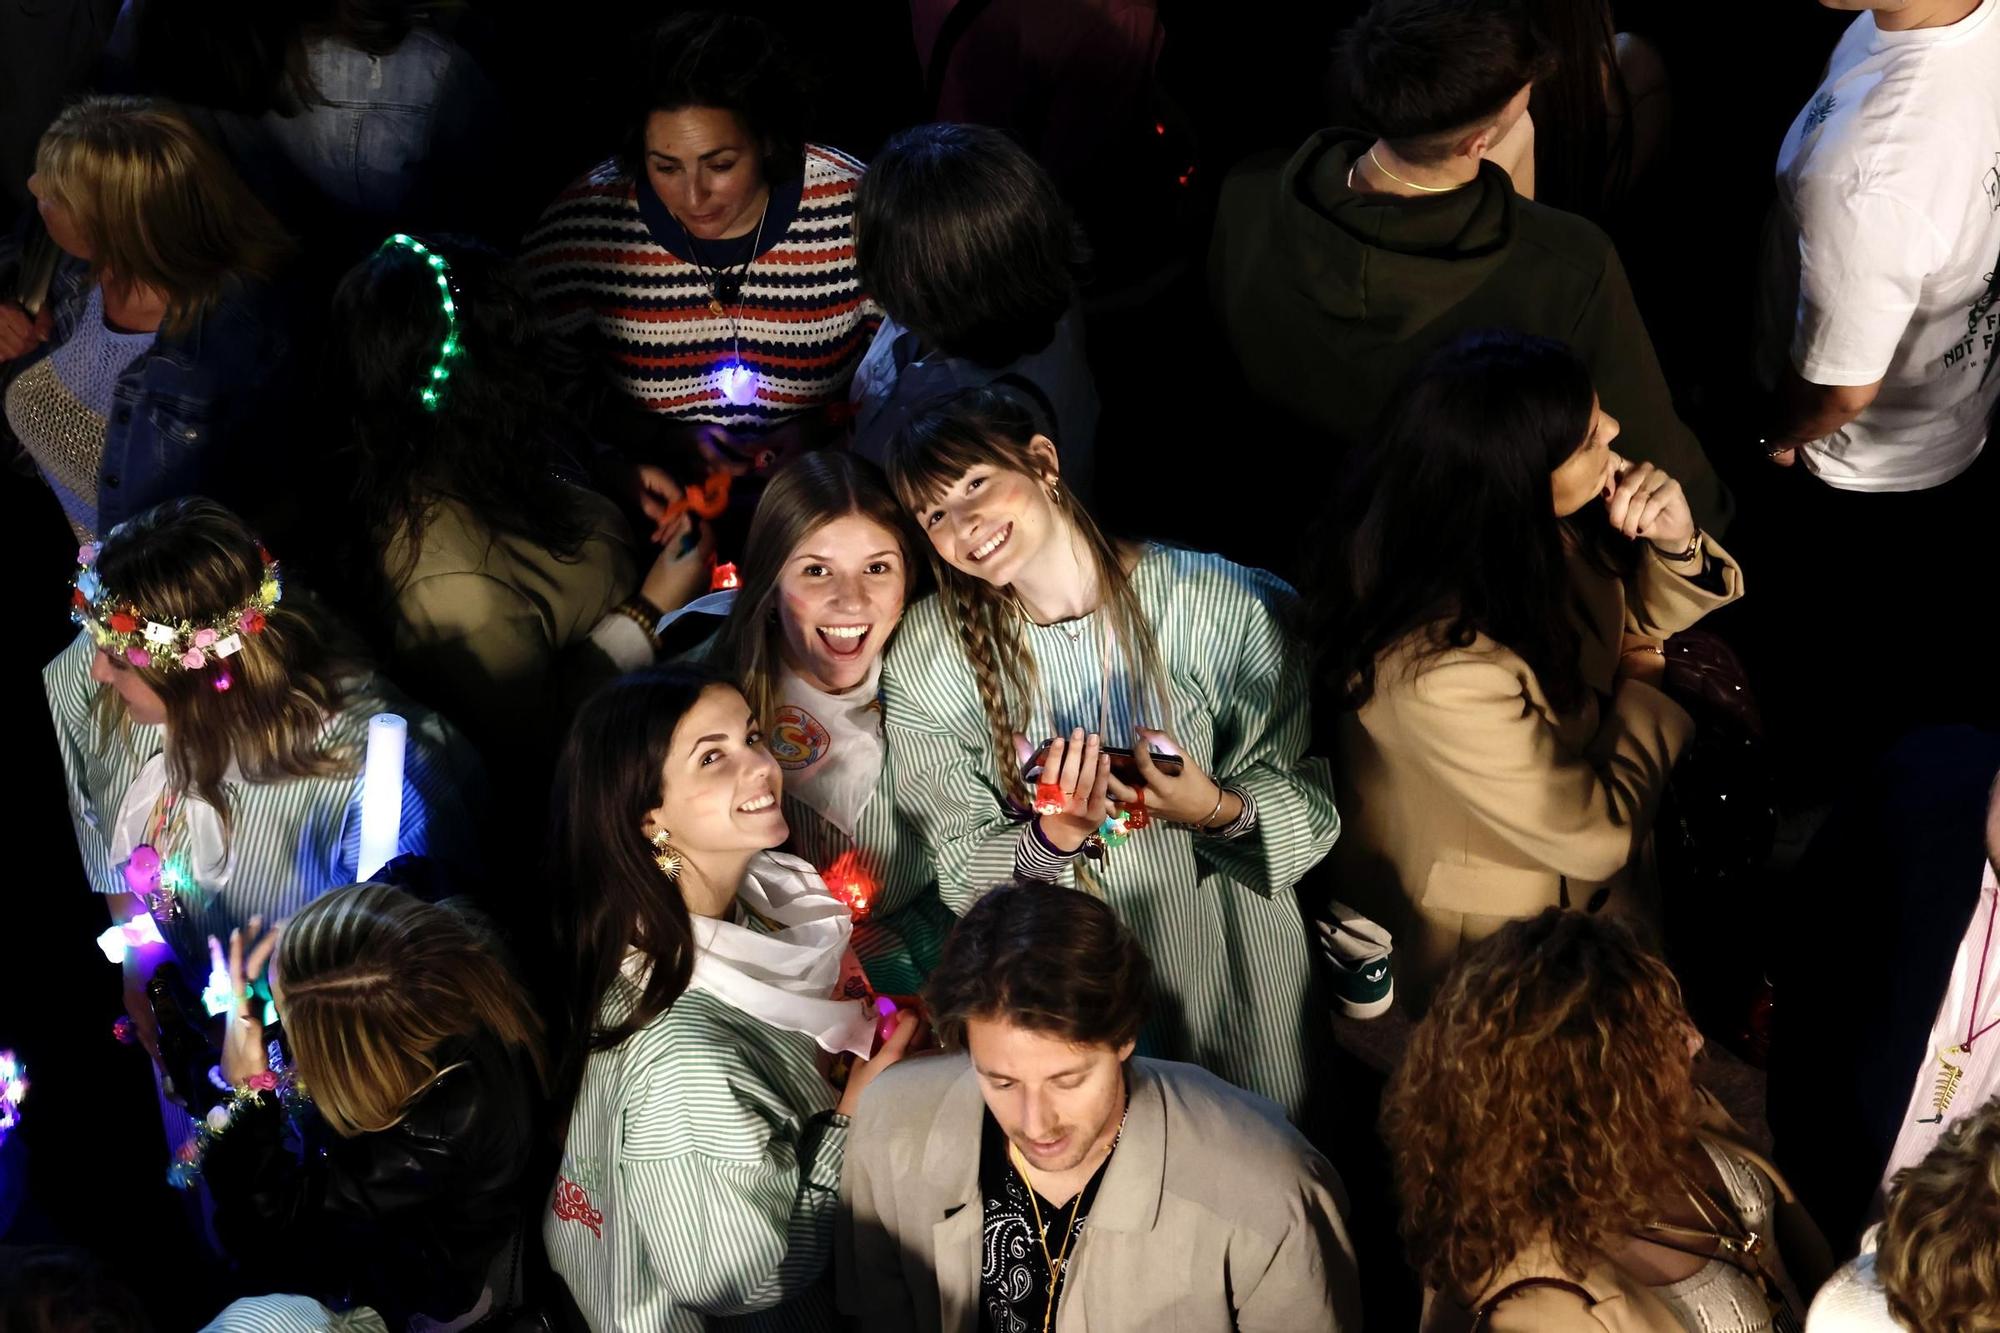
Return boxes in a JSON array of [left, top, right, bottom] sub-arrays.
[[1381, 910, 1699, 1298], [34, 96, 293, 334], [883, 387, 1169, 804], [709, 450, 923, 727], [92, 498, 357, 822], [546, 665, 725, 1121], [277, 882, 548, 1137]]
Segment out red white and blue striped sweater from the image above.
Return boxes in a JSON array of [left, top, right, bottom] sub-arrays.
[[522, 143, 880, 432]]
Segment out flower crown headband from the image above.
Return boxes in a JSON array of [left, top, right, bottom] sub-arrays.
[[72, 541, 282, 679]]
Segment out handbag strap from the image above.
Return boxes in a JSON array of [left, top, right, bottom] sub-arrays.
[[1472, 1277, 1598, 1329]]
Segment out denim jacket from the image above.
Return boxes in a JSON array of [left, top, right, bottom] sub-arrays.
[[260, 27, 497, 221], [11, 256, 293, 534]]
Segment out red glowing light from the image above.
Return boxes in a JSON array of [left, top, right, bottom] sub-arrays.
[[825, 849, 876, 921]]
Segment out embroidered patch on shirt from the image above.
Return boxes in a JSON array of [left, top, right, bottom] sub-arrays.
[[1802, 91, 1837, 136], [553, 1173, 605, 1239], [769, 704, 831, 770]]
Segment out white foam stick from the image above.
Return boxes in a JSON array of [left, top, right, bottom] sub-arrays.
[[357, 713, 408, 880]]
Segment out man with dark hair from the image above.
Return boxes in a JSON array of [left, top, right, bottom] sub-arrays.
[[1210, 0, 1729, 569], [837, 884, 1361, 1332]]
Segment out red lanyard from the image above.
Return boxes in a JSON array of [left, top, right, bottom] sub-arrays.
[[1965, 888, 1999, 1052]]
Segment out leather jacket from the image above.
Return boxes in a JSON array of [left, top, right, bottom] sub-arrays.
[[203, 1029, 545, 1326]]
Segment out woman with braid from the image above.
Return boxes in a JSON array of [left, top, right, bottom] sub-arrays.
[[878, 386, 1339, 1120]]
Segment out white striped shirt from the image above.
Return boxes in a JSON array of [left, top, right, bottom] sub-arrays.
[[879, 545, 1340, 1119], [546, 879, 850, 1331], [43, 630, 484, 968]]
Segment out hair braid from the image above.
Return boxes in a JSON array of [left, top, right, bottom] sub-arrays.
[[945, 576, 1032, 804]]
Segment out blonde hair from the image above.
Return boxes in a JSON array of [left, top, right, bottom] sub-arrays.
[[92, 498, 357, 823], [883, 387, 1170, 805], [34, 95, 292, 334], [1878, 1094, 2000, 1332], [277, 883, 548, 1138]]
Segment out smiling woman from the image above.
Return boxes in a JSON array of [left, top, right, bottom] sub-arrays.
[[708, 452, 955, 996], [544, 664, 917, 1332], [522, 11, 878, 438]]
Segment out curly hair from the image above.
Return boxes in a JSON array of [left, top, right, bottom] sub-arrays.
[[1878, 1094, 2000, 1332], [1381, 909, 1698, 1299]]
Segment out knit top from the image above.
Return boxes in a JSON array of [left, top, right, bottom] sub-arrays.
[[5, 283, 157, 540], [521, 144, 880, 434]]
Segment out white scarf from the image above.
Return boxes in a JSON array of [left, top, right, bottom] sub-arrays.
[[108, 750, 235, 898], [771, 659, 885, 840], [625, 851, 876, 1058]]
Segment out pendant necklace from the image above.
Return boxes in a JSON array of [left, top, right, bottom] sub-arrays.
[[678, 201, 768, 406]]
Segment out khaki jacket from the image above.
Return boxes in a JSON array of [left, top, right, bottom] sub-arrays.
[[383, 485, 635, 747], [1335, 537, 1744, 1006], [838, 1055, 1363, 1333]]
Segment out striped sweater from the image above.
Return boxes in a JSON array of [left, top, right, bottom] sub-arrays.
[[521, 145, 880, 432]]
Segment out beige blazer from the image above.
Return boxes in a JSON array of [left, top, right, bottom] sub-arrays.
[[1335, 537, 1744, 1007], [838, 1054, 1363, 1332]]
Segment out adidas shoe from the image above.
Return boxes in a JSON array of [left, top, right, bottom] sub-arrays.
[[1317, 904, 1394, 1020]]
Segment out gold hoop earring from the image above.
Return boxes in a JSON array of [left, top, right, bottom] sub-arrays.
[[649, 829, 682, 881]]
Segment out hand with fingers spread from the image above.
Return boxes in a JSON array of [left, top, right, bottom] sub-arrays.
[[211, 915, 282, 1088], [1034, 729, 1115, 853], [1602, 452, 1696, 556], [639, 512, 715, 613], [1115, 728, 1242, 829]]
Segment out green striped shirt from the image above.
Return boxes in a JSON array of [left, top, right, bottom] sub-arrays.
[[547, 962, 848, 1330], [880, 545, 1339, 1117], [43, 631, 483, 968]]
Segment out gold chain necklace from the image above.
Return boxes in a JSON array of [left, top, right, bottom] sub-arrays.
[[1006, 1113, 1127, 1333], [1366, 146, 1464, 194]]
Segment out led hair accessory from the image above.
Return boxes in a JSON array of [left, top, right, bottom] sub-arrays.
[[72, 541, 281, 673], [380, 233, 463, 410]]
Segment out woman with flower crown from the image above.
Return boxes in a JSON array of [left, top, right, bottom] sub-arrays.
[[44, 495, 483, 1164]]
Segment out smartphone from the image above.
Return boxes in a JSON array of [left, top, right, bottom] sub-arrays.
[[1023, 737, 1184, 787]]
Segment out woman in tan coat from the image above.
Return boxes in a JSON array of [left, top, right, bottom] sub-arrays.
[[1385, 910, 1818, 1332], [1311, 330, 1742, 1008]]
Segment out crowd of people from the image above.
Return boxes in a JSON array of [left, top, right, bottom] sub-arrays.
[[2, 0, 1998, 1330]]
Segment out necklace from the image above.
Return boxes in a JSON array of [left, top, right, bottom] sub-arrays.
[[1013, 591, 1085, 641], [1365, 146, 1464, 195], [1006, 1112, 1127, 1333], [677, 201, 769, 407], [1962, 885, 2000, 1052]]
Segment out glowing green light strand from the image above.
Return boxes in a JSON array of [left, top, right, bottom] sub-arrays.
[[380, 233, 463, 411]]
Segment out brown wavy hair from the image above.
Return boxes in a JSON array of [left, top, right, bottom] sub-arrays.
[[924, 882, 1151, 1051], [276, 882, 548, 1137], [1381, 909, 1698, 1299], [1878, 1093, 2000, 1332], [34, 95, 292, 334], [883, 386, 1169, 806], [92, 498, 358, 823]]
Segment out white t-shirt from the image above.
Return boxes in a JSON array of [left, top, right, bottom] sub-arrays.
[[1804, 1229, 1896, 1333], [1762, 0, 2000, 492], [1877, 861, 2000, 1200]]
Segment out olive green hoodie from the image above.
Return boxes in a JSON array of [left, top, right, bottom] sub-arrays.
[[1211, 129, 1731, 533]]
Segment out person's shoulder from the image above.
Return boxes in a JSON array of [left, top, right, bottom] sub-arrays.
[[883, 592, 963, 669], [1146, 1060, 1327, 1202], [1145, 543, 1297, 603], [532, 159, 638, 225], [849, 1053, 970, 1161], [805, 142, 867, 188], [1510, 198, 1619, 281]]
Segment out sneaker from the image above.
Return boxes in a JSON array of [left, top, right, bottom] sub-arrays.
[[1317, 904, 1394, 1020]]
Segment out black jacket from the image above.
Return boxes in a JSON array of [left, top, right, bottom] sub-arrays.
[[204, 1030, 544, 1326]]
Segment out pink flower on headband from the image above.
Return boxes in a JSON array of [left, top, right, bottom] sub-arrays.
[[180, 648, 206, 670], [78, 543, 100, 567], [192, 628, 218, 649], [126, 647, 151, 667], [239, 609, 266, 635]]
